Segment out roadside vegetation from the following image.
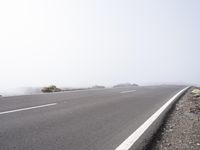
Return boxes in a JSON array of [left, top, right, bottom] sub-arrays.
[[41, 85, 106, 93], [191, 88, 200, 98], [41, 83, 138, 93], [41, 85, 62, 93]]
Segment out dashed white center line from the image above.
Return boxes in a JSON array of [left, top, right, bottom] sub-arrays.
[[0, 103, 57, 115], [120, 90, 136, 94]]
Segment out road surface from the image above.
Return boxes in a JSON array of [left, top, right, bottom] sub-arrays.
[[0, 85, 186, 150]]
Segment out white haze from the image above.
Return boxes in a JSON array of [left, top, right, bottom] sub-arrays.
[[0, 0, 200, 95]]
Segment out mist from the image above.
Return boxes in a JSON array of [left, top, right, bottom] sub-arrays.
[[0, 0, 200, 95]]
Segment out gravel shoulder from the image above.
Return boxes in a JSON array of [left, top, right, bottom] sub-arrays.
[[147, 87, 200, 150]]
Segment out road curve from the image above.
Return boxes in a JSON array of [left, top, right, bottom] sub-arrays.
[[0, 85, 186, 150]]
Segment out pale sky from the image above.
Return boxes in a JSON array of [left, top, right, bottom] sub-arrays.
[[0, 0, 200, 92]]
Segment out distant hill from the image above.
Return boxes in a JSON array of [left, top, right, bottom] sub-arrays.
[[91, 85, 106, 89], [113, 83, 138, 88]]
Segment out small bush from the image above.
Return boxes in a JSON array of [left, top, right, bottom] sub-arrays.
[[41, 85, 62, 93], [191, 89, 200, 98]]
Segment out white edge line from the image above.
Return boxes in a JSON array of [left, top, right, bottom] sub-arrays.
[[115, 86, 189, 150], [120, 90, 136, 94], [0, 103, 57, 115]]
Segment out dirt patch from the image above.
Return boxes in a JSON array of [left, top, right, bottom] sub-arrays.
[[147, 87, 200, 150]]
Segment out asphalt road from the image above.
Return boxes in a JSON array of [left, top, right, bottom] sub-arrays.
[[0, 85, 186, 150]]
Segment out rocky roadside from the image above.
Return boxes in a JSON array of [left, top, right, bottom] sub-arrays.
[[147, 87, 200, 150]]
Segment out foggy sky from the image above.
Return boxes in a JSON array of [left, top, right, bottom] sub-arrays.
[[0, 0, 200, 92]]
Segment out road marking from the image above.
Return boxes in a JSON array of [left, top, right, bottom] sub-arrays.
[[120, 90, 136, 94], [115, 87, 189, 150], [0, 103, 57, 115]]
